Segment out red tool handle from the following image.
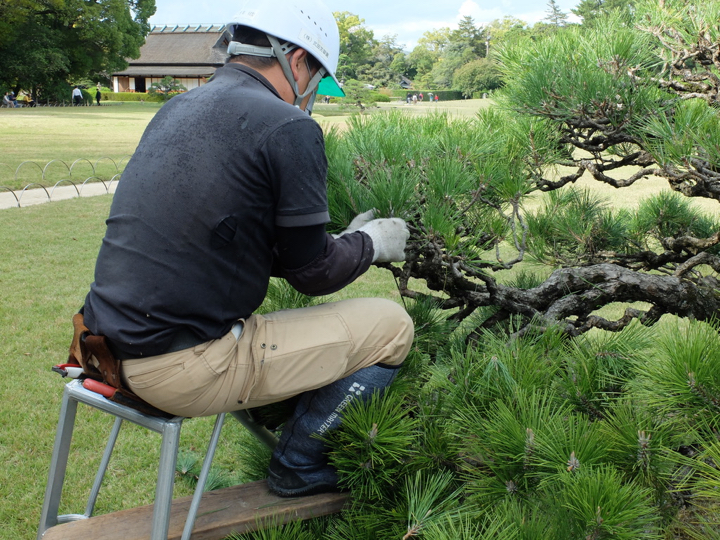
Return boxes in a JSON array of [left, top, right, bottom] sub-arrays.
[[52, 364, 83, 378], [54, 363, 80, 370], [82, 378, 117, 398]]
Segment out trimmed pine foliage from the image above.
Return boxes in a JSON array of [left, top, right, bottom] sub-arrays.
[[229, 308, 720, 539]]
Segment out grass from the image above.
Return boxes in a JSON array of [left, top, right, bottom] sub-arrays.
[[0, 102, 162, 191], [313, 97, 493, 130]]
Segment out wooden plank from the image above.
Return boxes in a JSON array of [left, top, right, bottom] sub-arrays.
[[42, 480, 349, 540]]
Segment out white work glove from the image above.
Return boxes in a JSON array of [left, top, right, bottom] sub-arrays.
[[332, 209, 375, 238], [357, 218, 410, 263]]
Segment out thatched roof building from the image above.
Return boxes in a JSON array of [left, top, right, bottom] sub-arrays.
[[112, 25, 230, 93]]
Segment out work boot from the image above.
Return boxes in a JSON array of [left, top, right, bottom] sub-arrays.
[[267, 454, 341, 497], [267, 363, 400, 497]]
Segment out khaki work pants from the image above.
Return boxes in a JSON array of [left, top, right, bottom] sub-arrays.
[[121, 298, 414, 417]]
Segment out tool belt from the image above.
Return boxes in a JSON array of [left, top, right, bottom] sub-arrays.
[[67, 313, 173, 418]]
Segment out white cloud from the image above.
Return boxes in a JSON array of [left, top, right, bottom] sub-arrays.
[[372, 17, 457, 50], [148, 0, 584, 55], [516, 9, 547, 25], [457, 1, 504, 25]]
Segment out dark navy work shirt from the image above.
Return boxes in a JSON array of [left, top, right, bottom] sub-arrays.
[[83, 63, 372, 357]]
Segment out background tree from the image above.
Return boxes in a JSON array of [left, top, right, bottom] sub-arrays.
[[572, 0, 634, 26], [147, 76, 187, 101], [452, 15, 487, 58], [389, 52, 412, 81], [544, 0, 570, 26], [0, 0, 155, 102], [484, 16, 530, 46], [428, 41, 475, 88], [417, 17, 488, 90], [407, 28, 451, 88], [333, 11, 375, 82], [452, 57, 502, 97], [356, 35, 406, 88]]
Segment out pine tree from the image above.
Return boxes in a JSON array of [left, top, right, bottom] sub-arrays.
[[544, 0, 569, 26], [572, 0, 634, 25]]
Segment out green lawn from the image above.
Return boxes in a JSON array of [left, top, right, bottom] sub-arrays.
[[0, 103, 161, 191], [0, 102, 161, 163]]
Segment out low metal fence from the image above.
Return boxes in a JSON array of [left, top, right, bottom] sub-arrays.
[[0, 156, 131, 208]]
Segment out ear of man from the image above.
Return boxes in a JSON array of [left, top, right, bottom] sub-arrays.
[[288, 48, 309, 83]]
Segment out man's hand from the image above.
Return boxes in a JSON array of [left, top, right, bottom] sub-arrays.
[[332, 209, 375, 238], [357, 218, 410, 262]]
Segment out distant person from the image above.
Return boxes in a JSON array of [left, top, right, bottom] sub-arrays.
[[72, 86, 83, 106], [19, 91, 35, 107], [9, 91, 19, 107], [2, 92, 15, 108], [434, 94, 439, 103], [95, 87, 102, 106]]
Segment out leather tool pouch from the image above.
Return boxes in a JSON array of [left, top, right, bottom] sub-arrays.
[[68, 313, 173, 418], [69, 313, 121, 387]]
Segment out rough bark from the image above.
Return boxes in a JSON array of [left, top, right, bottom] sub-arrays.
[[382, 260, 720, 339]]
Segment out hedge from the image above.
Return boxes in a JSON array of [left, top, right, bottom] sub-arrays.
[[103, 92, 165, 103]]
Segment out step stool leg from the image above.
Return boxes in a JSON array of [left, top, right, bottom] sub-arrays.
[[230, 409, 278, 449], [85, 416, 124, 517], [150, 418, 183, 540], [37, 385, 79, 539], [181, 413, 226, 540]]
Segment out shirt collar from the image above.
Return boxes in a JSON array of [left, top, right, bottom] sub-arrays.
[[216, 63, 282, 100]]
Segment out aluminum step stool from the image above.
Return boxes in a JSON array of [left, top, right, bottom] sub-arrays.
[[38, 378, 277, 540]]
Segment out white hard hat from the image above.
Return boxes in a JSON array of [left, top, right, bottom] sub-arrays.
[[227, 0, 344, 98]]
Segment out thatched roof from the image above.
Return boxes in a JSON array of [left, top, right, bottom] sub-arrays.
[[114, 25, 230, 78]]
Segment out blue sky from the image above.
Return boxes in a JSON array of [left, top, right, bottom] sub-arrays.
[[148, 0, 581, 51]]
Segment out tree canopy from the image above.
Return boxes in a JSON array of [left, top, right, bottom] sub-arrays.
[[545, 0, 570, 26], [0, 0, 155, 100], [0, 1, 566, 100], [572, 0, 634, 25], [330, 4, 572, 96], [147, 75, 186, 101], [327, 0, 720, 339]]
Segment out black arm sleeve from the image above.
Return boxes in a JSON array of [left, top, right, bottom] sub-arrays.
[[274, 225, 374, 296]]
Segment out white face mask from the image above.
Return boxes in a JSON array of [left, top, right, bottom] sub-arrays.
[[305, 89, 318, 116]]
